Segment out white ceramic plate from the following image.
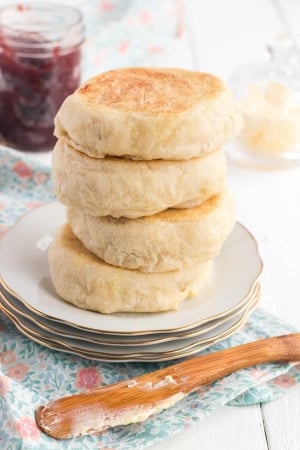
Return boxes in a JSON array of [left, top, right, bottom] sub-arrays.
[[0, 202, 263, 335], [0, 282, 259, 346], [0, 286, 259, 356], [0, 293, 259, 362]]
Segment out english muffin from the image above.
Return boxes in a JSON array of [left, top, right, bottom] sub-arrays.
[[54, 67, 242, 160], [52, 140, 226, 218], [67, 190, 235, 272], [48, 224, 212, 313]]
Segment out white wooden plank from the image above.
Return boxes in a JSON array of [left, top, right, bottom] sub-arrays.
[[227, 165, 300, 330], [168, 2, 299, 450], [184, 0, 300, 331], [184, 0, 283, 79], [149, 405, 268, 450], [273, 0, 300, 48], [183, 0, 300, 329], [261, 384, 300, 450]]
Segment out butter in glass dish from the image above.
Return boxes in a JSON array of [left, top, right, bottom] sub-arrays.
[[226, 34, 300, 168]]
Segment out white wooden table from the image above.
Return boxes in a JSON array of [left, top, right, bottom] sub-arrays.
[[30, 1, 300, 448], [150, 1, 300, 449]]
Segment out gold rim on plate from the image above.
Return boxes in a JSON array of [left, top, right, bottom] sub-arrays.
[[0, 281, 259, 346], [0, 288, 259, 357], [0, 295, 259, 362], [0, 288, 260, 361], [0, 242, 263, 335]]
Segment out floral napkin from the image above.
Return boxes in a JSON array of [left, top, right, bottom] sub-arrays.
[[0, 148, 300, 450]]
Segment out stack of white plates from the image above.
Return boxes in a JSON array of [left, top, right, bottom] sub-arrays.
[[0, 203, 263, 362]]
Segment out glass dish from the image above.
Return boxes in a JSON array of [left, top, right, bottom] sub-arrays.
[[226, 35, 300, 168]]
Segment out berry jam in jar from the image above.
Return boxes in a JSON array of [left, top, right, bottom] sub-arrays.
[[0, 3, 84, 151]]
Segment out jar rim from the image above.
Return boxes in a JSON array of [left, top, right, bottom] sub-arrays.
[[0, 2, 84, 53], [0, 2, 83, 30]]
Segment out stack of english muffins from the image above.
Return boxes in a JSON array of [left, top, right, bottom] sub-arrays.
[[49, 68, 242, 314]]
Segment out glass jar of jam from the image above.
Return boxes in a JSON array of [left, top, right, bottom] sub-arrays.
[[0, 3, 84, 151]]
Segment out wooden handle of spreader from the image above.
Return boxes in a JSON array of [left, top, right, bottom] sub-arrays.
[[35, 333, 300, 440]]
